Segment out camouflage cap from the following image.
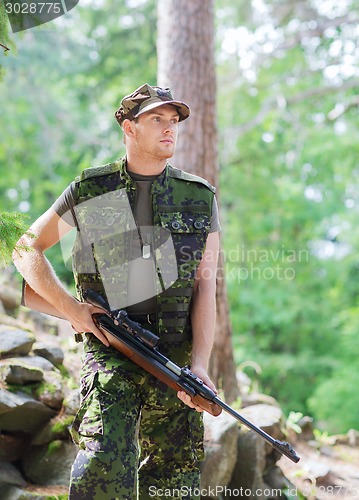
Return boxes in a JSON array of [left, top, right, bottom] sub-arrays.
[[114, 83, 190, 125]]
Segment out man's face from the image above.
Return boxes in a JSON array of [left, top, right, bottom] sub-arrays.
[[131, 104, 180, 160]]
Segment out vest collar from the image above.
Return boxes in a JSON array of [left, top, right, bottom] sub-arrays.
[[120, 155, 170, 193]]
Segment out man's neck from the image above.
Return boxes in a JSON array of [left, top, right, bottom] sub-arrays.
[[125, 152, 168, 176]]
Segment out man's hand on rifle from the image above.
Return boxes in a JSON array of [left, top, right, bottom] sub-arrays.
[[177, 366, 217, 412], [64, 299, 111, 347]]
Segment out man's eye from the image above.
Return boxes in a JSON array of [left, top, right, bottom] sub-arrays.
[[154, 116, 161, 122]]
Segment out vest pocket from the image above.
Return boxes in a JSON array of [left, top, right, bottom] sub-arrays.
[[157, 210, 210, 280], [158, 210, 210, 234], [155, 210, 210, 339]]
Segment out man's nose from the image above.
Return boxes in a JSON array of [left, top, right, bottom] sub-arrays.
[[163, 122, 176, 133]]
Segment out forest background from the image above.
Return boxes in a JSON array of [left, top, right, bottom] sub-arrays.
[[0, 0, 358, 435]]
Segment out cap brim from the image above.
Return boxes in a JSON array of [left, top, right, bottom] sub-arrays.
[[134, 100, 190, 121]]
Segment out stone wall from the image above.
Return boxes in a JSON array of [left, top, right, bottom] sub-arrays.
[[0, 285, 80, 499]]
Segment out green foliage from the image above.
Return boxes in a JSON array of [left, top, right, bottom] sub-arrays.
[[47, 439, 63, 455], [307, 305, 359, 433], [286, 412, 304, 435], [46, 496, 68, 500], [35, 380, 59, 398], [0, 211, 32, 267], [308, 367, 359, 434], [0, 2, 12, 77], [0, 0, 156, 281], [217, 0, 359, 432], [51, 415, 74, 435]]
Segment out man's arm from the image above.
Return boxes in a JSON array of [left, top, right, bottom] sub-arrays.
[[177, 231, 220, 411], [13, 207, 110, 346]]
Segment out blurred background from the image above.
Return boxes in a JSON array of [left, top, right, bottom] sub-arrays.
[[1, 0, 359, 435]]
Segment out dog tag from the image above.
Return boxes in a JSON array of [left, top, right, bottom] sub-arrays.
[[142, 244, 151, 259]]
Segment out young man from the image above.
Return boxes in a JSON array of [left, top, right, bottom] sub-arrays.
[[14, 83, 220, 499]]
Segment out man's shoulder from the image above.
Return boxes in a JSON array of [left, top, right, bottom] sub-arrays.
[[75, 158, 124, 183], [167, 165, 216, 193]]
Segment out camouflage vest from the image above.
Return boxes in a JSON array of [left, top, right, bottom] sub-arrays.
[[72, 157, 215, 341]]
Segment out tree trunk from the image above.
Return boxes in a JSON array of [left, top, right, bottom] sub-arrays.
[[157, 0, 239, 402]]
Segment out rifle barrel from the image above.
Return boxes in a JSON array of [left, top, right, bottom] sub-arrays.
[[213, 397, 300, 463]]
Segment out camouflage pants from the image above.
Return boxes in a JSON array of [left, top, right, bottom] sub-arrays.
[[69, 334, 204, 500]]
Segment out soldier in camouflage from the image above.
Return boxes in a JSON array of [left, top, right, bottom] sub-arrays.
[[13, 83, 220, 499]]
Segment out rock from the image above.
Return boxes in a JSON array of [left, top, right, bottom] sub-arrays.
[[320, 445, 335, 457], [201, 411, 239, 493], [0, 285, 21, 311], [32, 342, 64, 367], [237, 370, 252, 394], [1, 486, 34, 500], [228, 404, 285, 497], [264, 465, 294, 491], [242, 392, 280, 408], [22, 440, 77, 486], [1, 484, 69, 499], [228, 427, 267, 497], [347, 428, 359, 446], [296, 415, 314, 441], [0, 461, 26, 488], [0, 359, 44, 385], [62, 388, 80, 416], [0, 434, 30, 462], [316, 470, 339, 487], [0, 389, 56, 433], [304, 460, 333, 483], [31, 414, 74, 445], [0, 389, 21, 415], [35, 371, 64, 410], [13, 356, 56, 372], [62, 350, 83, 381], [333, 428, 359, 447], [240, 404, 284, 442], [18, 309, 59, 335], [229, 430, 266, 498], [0, 314, 33, 332], [0, 328, 35, 358], [0, 286, 80, 493]]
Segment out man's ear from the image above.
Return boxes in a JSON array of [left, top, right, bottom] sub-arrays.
[[122, 119, 136, 138]]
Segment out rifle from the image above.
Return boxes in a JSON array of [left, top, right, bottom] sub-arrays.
[[85, 289, 300, 463], [21, 284, 300, 463]]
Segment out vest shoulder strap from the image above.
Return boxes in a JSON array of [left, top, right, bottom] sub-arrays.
[[167, 166, 216, 193], [75, 159, 123, 183]]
